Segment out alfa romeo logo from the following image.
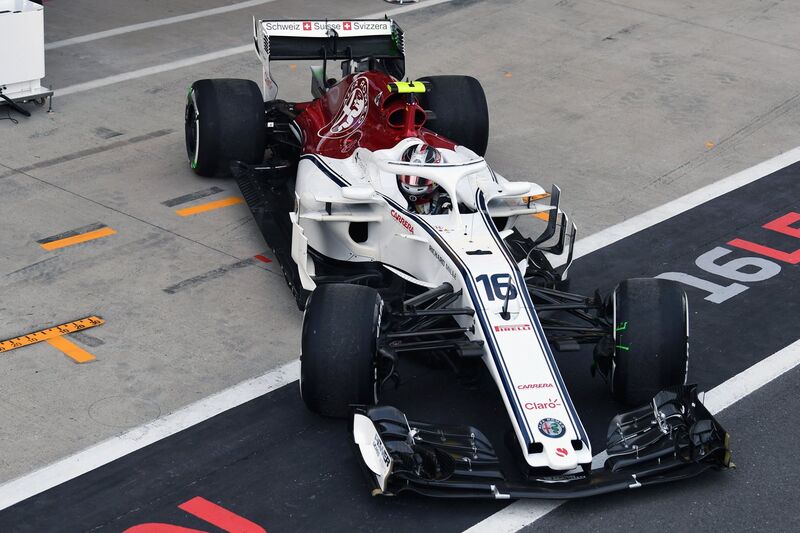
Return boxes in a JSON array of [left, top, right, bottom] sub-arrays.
[[318, 76, 369, 139], [538, 418, 565, 438]]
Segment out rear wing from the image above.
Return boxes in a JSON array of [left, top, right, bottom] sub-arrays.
[[253, 19, 405, 100]]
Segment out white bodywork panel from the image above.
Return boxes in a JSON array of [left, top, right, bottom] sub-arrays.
[[293, 136, 592, 470]]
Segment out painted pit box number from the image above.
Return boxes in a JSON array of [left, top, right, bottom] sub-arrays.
[[124, 496, 266, 533], [656, 212, 800, 303]]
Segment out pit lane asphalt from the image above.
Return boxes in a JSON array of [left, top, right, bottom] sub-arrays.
[[2, 0, 800, 531], [1, 162, 797, 531]]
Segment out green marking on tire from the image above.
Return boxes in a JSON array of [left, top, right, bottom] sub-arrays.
[[615, 321, 628, 332], [615, 344, 630, 351]]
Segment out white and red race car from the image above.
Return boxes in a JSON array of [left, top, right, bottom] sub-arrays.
[[183, 18, 731, 499]]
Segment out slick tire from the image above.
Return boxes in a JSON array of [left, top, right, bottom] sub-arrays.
[[184, 78, 266, 177], [300, 284, 382, 418], [611, 278, 689, 405], [417, 75, 489, 156]]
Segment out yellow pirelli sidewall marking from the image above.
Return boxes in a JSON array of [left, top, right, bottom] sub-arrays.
[[47, 336, 96, 363], [176, 196, 244, 216], [0, 316, 104, 353], [40, 227, 117, 251]]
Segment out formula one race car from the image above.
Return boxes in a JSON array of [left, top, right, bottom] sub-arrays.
[[183, 19, 732, 499]]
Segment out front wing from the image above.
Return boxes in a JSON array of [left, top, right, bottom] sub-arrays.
[[351, 385, 732, 499]]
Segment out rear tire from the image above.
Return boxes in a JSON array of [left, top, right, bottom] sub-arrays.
[[417, 75, 489, 156], [300, 284, 382, 418], [611, 278, 688, 405], [184, 78, 266, 177]]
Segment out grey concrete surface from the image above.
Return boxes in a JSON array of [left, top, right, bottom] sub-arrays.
[[524, 365, 800, 533], [0, 0, 798, 495]]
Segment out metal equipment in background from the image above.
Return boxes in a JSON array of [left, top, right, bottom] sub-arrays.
[[0, 0, 52, 119]]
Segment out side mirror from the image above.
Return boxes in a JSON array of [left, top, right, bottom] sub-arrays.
[[341, 186, 375, 201], [503, 182, 533, 196]]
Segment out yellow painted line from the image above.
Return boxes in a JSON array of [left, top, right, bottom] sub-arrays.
[[532, 212, 550, 221], [176, 196, 243, 216], [40, 227, 117, 250], [47, 336, 96, 363], [0, 316, 104, 353]]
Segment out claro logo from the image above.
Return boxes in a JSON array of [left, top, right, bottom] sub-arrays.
[[390, 209, 414, 233], [525, 398, 562, 410], [494, 324, 532, 332]]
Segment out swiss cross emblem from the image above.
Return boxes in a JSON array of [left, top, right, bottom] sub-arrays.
[[302, 21, 312, 31], [343, 21, 352, 30]]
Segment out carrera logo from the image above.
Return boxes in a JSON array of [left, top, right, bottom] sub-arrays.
[[517, 383, 554, 390], [302, 21, 312, 31], [390, 209, 414, 234], [343, 21, 352, 30], [494, 324, 532, 332], [555, 447, 569, 457], [318, 76, 369, 139], [524, 398, 561, 410]]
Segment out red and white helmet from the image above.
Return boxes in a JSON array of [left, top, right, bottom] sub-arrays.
[[397, 144, 442, 198]]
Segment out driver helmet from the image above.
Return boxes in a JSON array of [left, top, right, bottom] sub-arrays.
[[397, 144, 442, 199]]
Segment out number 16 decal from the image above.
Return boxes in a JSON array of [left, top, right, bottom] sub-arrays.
[[475, 273, 518, 301]]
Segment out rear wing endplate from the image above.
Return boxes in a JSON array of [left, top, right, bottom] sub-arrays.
[[253, 18, 405, 100]]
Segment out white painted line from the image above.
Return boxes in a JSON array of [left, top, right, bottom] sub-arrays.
[[0, 360, 299, 510], [53, 0, 456, 98], [55, 46, 252, 97], [703, 338, 800, 414], [465, 339, 800, 533], [45, 0, 279, 50], [552, 146, 800, 267]]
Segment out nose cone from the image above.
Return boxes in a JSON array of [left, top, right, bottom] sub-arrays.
[[541, 441, 579, 470]]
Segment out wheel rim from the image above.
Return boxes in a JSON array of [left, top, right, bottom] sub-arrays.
[[184, 89, 200, 168]]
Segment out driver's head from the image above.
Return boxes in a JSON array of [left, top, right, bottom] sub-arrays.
[[397, 144, 442, 200]]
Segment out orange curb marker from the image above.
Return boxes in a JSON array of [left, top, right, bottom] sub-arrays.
[[176, 196, 244, 216], [40, 227, 117, 250], [47, 336, 96, 363]]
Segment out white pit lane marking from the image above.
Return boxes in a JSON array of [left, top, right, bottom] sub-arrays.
[[45, 0, 280, 50], [52, 0, 457, 98], [0, 133, 797, 512]]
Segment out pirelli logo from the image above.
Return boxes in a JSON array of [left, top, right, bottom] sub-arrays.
[[494, 324, 532, 332]]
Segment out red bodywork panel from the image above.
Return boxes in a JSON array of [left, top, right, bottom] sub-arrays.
[[294, 71, 456, 159]]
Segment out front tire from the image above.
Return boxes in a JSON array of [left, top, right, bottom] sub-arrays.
[[611, 278, 688, 405], [300, 284, 382, 418], [184, 78, 266, 177]]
